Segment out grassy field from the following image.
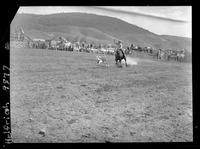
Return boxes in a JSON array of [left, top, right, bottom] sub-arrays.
[[10, 48, 192, 142]]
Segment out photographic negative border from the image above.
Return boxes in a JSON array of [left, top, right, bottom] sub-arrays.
[[1, 0, 197, 148]]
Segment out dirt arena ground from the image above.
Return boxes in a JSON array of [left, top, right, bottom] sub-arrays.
[[10, 48, 192, 142]]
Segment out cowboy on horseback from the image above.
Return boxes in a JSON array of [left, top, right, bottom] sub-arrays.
[[114, 40, 128, 67]]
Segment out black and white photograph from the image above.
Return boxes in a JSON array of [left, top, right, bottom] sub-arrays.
[[9, 6, 192, 143]]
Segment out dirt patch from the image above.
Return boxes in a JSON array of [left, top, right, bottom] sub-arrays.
[[10, 48, 192, 142]]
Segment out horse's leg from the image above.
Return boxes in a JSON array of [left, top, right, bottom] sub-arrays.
[[124, 57, 128, 67], [181, 55, 184, 62], [115, 58, 118, 65], [117, 59, 121, 67]]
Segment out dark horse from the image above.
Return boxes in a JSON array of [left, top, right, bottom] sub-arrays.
[[115, 48, 128, 67]]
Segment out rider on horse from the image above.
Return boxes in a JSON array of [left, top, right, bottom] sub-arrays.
[[114, 40, 128, 67]]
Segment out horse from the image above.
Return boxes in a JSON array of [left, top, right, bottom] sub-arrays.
[[115, 48, 128, 67], [157, 49, 167, 60], [148, 49, 159, 59], [167, 50, 178, 61], [177, 51, 185, 62]]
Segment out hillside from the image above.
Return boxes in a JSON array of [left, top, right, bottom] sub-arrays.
[[160, 35, 192, 52], [11, 13, 191, 51]]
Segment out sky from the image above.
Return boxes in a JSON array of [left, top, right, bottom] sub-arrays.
[[17, 6, 192, 38]]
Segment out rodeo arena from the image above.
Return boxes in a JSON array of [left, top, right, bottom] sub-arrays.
[[10, 24, 192, 143]]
